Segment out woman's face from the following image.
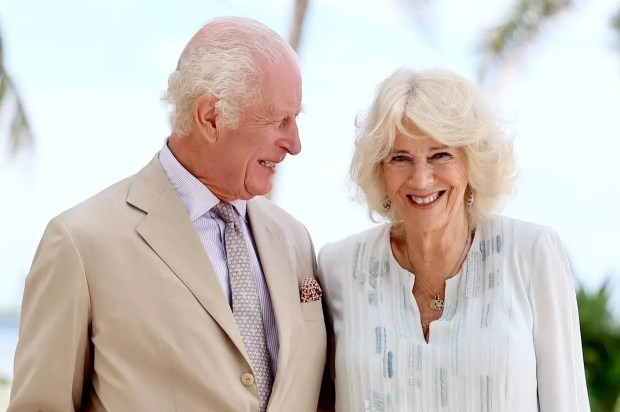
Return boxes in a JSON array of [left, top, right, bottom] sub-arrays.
[[381, 129, 469, 234]]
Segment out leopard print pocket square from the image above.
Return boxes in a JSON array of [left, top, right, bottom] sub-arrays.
[[300, 276, 323, 303]]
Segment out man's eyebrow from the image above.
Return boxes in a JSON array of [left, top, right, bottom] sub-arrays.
[[266, 104, 305, 118]]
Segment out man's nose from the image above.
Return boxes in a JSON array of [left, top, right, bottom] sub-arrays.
[[281, 123, 301, 155]]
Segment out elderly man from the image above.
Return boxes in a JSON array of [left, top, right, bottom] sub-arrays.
[[8, 16, 326, 412]]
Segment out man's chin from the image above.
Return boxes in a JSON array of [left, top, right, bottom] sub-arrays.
[[247, 184, 273, 199]]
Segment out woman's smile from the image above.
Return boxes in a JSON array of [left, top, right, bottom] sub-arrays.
[[407, 190, 445, 208]]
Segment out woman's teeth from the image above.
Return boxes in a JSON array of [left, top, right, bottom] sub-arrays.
[[409, 192, 440, 204]]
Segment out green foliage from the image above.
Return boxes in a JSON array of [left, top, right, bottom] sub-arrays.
[[577, 282, 620, 412]]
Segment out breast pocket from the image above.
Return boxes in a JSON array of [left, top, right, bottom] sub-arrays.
[[301, 299, 324, 321]]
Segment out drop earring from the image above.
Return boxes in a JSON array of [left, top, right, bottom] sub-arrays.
[[382, 196, 391, 210], [467, 193, 475, 206]]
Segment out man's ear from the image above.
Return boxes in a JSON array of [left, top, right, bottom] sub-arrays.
[[193, 95, 219, 143]]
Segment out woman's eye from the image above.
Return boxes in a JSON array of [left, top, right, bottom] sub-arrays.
[[391, 154, 409, 162], [430, 152, 452, 160]]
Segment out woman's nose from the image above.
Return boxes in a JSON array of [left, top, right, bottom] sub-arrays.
[[409, 161, 433, 189]]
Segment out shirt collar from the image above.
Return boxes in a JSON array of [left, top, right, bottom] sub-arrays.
[[158, 140, 247, 222]]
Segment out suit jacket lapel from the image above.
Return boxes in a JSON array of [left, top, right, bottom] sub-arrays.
[[127, 156, 246, 356], [247, 199, 304, 390]]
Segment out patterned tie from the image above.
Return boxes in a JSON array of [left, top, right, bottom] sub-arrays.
[[213, 202, 273, 411]]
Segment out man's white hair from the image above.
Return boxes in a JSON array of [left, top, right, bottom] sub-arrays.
[[163, 16, 296, 136]]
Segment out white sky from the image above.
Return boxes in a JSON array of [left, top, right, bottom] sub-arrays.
[[0, 0, 619, 313]]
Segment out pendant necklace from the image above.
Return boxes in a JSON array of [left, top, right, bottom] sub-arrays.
[[405, 229, 471, 311]]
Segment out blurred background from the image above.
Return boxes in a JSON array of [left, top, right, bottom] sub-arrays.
[[1, 0, 619, 409]]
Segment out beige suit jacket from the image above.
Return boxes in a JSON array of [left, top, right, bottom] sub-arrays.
[[8, 156, 326, 411]]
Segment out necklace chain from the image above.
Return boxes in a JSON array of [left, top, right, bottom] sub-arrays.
[[405, 229, 471, 310]]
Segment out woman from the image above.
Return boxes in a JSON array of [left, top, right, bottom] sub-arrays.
[[317, 68, 590, 411]]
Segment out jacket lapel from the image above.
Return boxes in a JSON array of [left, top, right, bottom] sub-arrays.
[[127, 156, 246, 357], [247, 199, 304, 393]]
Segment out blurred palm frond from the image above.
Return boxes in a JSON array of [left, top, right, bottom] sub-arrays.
[[477, 0, 573, 83], [0, 24, 34, 157], [613, 7, 620, 51]]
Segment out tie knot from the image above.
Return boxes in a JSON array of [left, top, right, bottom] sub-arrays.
[[213, 202, 237, 226]]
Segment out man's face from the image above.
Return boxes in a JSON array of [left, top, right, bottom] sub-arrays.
[[210, 58, 302, 201]]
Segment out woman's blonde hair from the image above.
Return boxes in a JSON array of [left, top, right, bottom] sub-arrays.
[[350, 67, 516, 227]]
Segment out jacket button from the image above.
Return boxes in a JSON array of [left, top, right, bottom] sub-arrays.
[[241, 373, 255, 386]]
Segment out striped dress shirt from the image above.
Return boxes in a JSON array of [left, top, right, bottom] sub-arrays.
[[158, 143, 279, 373]]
